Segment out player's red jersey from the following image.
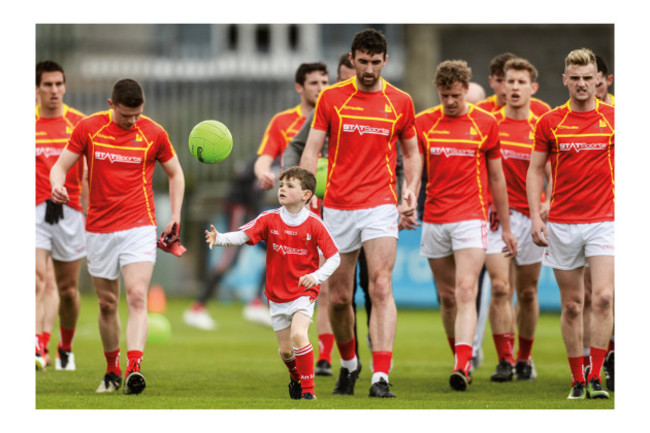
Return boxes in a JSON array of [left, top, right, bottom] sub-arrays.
[[477, 94, 552, 118], [241, 208, 338, 303], [416, 104, 500, 224], [534, 99, 615, 223], [312, 77, 416, 210], [35, 104, 85, 211], [66, 110, 176, 233], [493, 109, 539, 216], [257, 105, 307, 162]]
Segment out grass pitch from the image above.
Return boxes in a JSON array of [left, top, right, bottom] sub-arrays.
[[35, 294, 614, 410]]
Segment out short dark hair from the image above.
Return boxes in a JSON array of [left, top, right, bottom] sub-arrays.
[[350, 28, 387, 58], [337, 53, 353, 78], [489, 52, 517, 77], [596, 55, 610, 76], [295, 62, 328, 86], [111, 78, 145, 108], [279, 166, 316, 198], [36, 60, 65, 86]]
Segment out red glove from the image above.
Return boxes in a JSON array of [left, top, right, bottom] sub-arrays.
[[489, 210, 500, 232], [157, 223, 187, 257]]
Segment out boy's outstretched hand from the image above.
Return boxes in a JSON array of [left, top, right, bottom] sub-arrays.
[[205, 224, 219, 250]]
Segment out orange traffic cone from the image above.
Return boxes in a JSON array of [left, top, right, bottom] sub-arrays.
[[148, 284, 167, 314]]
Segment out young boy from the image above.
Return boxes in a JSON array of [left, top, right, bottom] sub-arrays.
[[205, 166, 340, 400]]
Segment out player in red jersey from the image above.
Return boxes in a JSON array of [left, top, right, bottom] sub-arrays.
[[472, 52, 552, 373], [582, 54, 615, 392], [476, 52, 552, 118], [415, 59, 517, 391], [35, 61, 86, 372], [484, 58, 551, 382], [254, 62, 329, 190], [50, 78, 186, 395], [527, 48, 614, 400], [205, 167, 340, 400], [300, 29, 421, 398]]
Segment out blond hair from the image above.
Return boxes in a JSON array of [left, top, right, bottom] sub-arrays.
[[564, 48, 596, 70], [434, 60, 472, 90], [504, 57, 539, 83]]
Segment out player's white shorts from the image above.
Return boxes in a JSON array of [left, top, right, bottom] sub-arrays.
[[543, 221, 615, 270], [487, 209, 544, 266], [420, 219, 487, 259], [86, 225, 157, 280], [269, 296, 315, 332], [322, 204, 398, 254], [35, 202, 86, 262]]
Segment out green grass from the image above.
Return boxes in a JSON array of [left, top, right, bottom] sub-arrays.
[[36, 294, 614, 410]]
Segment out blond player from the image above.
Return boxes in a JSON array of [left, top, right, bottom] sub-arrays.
[[527, 48, 614, 400]]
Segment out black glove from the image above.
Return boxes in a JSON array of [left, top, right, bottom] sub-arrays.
[[44, 199, 64, 225]]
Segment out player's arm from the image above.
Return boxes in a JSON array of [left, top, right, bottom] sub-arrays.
[[487, 157, 518, 256], [299, 128, 327, 174], [160, 154, 185, 237], [540, 160, 553, 222], [254, 154, 276, 190], [399, 135, 422, 218], [81, 157, 90, 214], [526, 150, 550, 247], [282, 115, 312, 168], [50, 148, 82, 205]]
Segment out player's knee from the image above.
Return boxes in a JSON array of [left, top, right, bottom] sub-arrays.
[[328, 286, 353, 309], [517, 285, 537, 305], [455, 278, 477, 305], [438, 289, 456, 309], [291, 330, 309, 349], [127, 289, 147, 312], [57, 277, 79, 301], [562, 299, 583, 320], [369, 281, 392, 306], [279, 348, 294, 359], [490, 278, 510, 301], [591, 289, 613, 314], [97, 296, 119, 316]]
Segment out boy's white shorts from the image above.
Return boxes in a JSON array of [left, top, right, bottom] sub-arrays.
[[269, 296, 315, 332]]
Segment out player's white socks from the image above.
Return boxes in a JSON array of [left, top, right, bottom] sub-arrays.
[[341, 356, 358, 372], [371, 372, 389, 385]]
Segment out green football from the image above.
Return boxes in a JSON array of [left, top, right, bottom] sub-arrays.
[[315, 157, 328, 198], [188, 120, 233, 164]]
